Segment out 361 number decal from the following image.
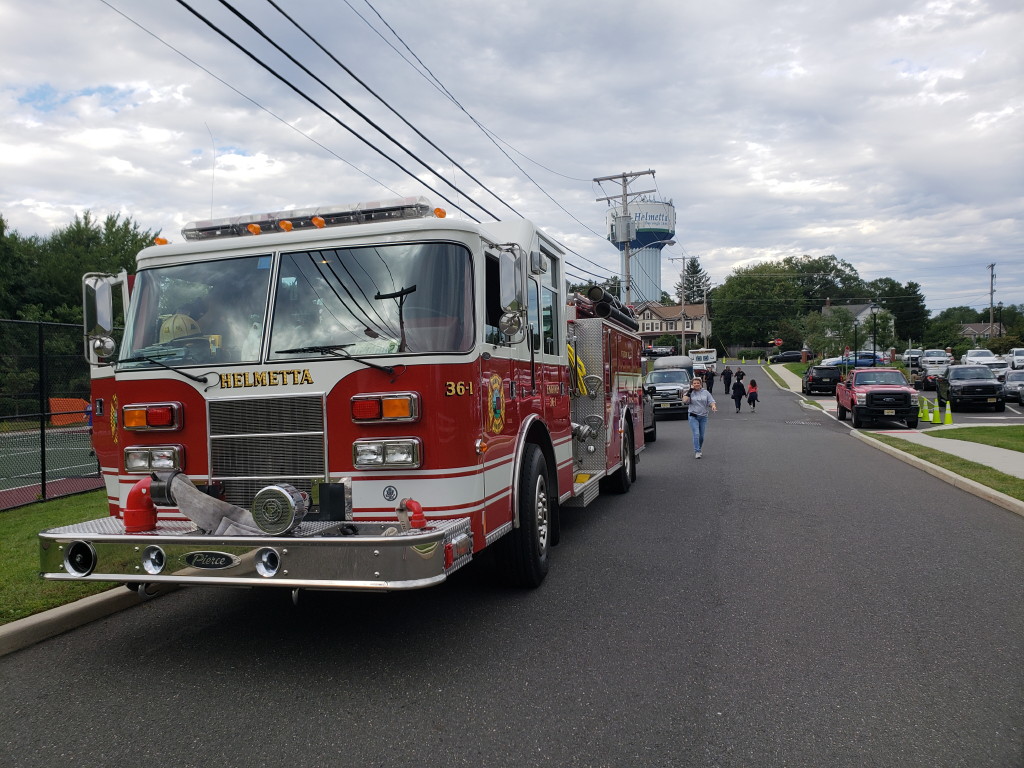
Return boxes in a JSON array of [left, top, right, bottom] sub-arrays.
[[445, 381, 475, 396]]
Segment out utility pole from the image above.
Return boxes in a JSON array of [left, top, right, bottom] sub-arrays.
[[594, 170, 656, 306], [988, 263, 996, 328]]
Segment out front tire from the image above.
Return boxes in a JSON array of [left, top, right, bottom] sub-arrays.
[[906, 416, 919, 429], [837, 401, 847, 421], [495, 444, 550, 588], [851, 408, 863, 428]]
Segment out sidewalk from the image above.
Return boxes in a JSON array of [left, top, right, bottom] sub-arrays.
[[767, 363, 1024, 510]]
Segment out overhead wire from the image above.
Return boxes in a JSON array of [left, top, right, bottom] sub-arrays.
[[261, 0, 522, 221], [206, 0, 498, 222], [95, 0, 401, 199]]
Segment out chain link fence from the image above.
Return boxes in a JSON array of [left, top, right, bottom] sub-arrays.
[[1, 319, 102, 510]]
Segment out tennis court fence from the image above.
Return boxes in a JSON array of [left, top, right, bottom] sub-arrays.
[[1, 319, 102, 510]]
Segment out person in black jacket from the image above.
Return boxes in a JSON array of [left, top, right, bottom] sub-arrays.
[[731, 378, 747, 413], [721, 366, 733, 392]]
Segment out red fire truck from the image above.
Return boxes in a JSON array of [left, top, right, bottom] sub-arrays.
[[39, 197, 647, 596]]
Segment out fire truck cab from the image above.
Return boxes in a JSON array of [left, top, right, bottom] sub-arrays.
[[41, 198, 646, 595]]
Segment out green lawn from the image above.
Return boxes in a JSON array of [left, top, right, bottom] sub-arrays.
[[925, 425, 1024, 454], [867, 434, 1024, 503], [0, 491, 116, 625]]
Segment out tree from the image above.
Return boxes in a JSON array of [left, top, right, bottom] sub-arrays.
[[674, 256, 710, 305], [867, 278, 928, 345], [780, 254, 865, 306], [709, 263, 804, 346]]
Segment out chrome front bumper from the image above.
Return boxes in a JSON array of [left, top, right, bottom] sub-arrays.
[[39, 517, 473, 592]]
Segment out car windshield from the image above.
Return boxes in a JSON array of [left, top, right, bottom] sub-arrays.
[[923, 350, 946, 358], [949, 367, 995, 380], [269, 242, 473, 359], [120, 254, 274, 367], [853, 371, 908, 385], [1005, 372, 1024, 382], [967, 349, 994, 357], [648, 370, 689, 384], [811, 367, 840, 374]]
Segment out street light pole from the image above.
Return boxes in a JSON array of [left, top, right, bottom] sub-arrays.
[[870, 301, 880, 367]]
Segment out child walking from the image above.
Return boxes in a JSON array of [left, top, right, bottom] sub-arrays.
[[747, 379, 759, 411]]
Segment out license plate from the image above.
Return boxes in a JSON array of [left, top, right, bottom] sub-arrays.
[[883, 409, 896, 416], [987, 398, 997, 403], [656, 403, 669, 408]]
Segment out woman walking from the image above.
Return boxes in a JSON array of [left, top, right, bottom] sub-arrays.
[[747, 379, 759, 411], [731, 378, 747, 413], [683, 376, 717, 459]]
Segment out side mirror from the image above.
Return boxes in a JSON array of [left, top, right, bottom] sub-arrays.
[[498, 248, 526, 343], [83, 273, 118, 363]]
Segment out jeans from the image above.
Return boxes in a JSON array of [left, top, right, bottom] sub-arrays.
[[688, 414, 708, 452]]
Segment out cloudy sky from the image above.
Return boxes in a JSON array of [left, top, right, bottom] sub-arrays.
[[2, 0, 1021, 315]]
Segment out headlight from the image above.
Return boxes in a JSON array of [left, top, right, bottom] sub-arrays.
[[124, 445, 183, 473], [353, 438, 422, 469]]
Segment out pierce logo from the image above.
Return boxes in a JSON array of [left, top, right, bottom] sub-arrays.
[[183, 551, 239, 569]]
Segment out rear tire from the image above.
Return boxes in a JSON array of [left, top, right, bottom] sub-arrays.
[[602, 424, 634, 494], [495, 444, 550, 588]]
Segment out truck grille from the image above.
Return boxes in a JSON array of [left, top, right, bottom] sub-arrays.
[[209, 395, 325, 509], [960, 384, 999, 395], [866, 391, 910, 408]]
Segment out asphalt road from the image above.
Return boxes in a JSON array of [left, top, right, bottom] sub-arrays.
[[2, 383, 1023, 767]]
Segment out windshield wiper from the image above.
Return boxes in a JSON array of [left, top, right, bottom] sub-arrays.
[[119, 354, 209, 384], [275, 345, 394, 374]]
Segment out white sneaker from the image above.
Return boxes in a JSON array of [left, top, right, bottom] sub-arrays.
[[695, 451, 702, 459]]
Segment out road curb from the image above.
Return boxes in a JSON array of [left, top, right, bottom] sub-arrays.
[[0, 585, 175, 658], [851, 429, 1024, 519]]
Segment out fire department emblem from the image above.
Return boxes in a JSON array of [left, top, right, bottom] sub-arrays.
[[487, 374, 505, 434], [110, 394, 118, 445]]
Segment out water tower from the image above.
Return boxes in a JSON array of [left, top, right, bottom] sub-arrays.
[[606, 199, 676, 304]]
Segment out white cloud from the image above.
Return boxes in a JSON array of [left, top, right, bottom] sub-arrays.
[[0, 0, 1020, 313]]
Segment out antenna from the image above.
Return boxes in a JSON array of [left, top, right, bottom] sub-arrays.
[[204, 122, 216, 218]]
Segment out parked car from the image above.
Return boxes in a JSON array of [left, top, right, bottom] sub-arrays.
[[961, 348, 997, 365], [821, 351, 887, 367], [914, 363, 947, 391], [936, 365, 1005, 412], [768, 349, 806, 363], [801, 365, 842, 394], [1007, 348, 1024, 370], [900, 348, 923, 369], [920, 349, 951, 368], [642, 384, 657, 442], [1002, 370, 1024, 403], [835, 367, 919, 429], [645, 356, 694, 418]]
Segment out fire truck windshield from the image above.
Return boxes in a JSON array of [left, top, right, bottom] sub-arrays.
[[119, 254, 273, 368], [268, 242, 473, 358]]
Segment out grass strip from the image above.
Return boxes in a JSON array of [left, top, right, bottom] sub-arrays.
[[925, 425, 1024, 454], [867, 434, 1024, 503], [763, 365, 786, 388], [0, 490, 115, 625]]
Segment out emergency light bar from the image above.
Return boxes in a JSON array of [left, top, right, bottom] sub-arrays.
[[181, 196, 442, 241]]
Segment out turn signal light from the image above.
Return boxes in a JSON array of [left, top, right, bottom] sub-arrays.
[[123, 403, 182, 431], [351, 393, 420, 423]]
